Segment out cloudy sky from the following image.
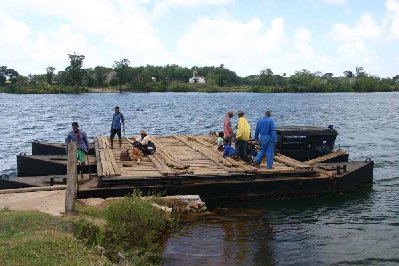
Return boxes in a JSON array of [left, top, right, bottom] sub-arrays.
[[1, 0, 398, 77]]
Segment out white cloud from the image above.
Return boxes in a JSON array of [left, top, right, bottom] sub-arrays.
[[324, 0, 346, 5], [153, 0, 232, 17], [176, 17, 285, 75], [324, 1, 399, 76], [328, 13, 383, 42], [385, 0, 399, 39], [0, 0, 173, 74], [159, 0, 232, 6], [294, 28, 313, 56]]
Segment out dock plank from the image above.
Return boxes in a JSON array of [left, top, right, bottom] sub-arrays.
[[94, 137, 103, 178], [274, 154, 311, 169], [305, 150, 347, 165]]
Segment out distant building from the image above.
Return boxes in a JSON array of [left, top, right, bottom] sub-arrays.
[[189, 69, 206, 84]]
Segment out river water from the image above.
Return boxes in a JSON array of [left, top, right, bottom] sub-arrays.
[[0, 92, 398, 265]]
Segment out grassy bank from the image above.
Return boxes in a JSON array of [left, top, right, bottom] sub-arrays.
[[2, 82, 399, 94], [0, 84, 89, 94], [0, 194, 175, 266]]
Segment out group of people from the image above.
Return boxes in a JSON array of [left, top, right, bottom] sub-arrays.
[[66, 106, 153, 165], [66, 106, 277, 170], [221, 110, 277, 169]]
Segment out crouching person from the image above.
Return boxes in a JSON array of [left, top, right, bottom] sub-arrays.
[[132, 130, 156, 155], [223, 138, 235, 158]]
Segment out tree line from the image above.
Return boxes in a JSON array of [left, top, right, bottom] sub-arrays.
[[1, 53, 398, 93]]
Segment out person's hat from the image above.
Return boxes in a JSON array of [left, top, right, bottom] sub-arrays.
[[237, 110, 244, 115], [227, 111, 234, 115], [72, 122, 79, 127]]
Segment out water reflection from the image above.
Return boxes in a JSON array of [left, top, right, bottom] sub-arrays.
[[164, 188, 377, 265], [163, 209, 274, 265]]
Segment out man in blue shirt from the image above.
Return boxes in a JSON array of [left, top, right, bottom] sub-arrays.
[[254, 111, 277, 169], [110, 106, 125, 148]]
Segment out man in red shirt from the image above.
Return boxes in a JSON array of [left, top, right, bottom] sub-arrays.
[[224, 111, 234, 144]]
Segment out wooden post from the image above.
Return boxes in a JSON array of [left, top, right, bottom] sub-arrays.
[[65, 142, 77, 214]]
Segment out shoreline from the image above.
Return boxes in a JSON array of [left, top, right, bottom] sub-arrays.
[[1, 85, 399, 94]]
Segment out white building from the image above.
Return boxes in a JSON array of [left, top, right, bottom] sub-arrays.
[[189, 69, 206, 84]]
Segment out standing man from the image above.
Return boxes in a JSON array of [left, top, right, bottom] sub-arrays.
[[110, 106, 125, 149], [254, 111, 277, 169], [235, 111, 251, 162], [66, 122, 89, 172], [224, 111, 234, 145]]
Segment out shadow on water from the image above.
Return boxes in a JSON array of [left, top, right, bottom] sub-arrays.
[[163, 187, 375, 266], [206, 185, 375, 213], [163, 207, 275, 266]]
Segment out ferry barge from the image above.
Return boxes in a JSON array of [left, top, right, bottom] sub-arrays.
[[0, 126, 374, 200]]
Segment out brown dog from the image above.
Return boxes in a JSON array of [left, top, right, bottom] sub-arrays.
[[128, 146, 144, 163], [120, 145, 144, 164]]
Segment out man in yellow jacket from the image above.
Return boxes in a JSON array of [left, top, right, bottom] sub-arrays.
[[235, 111, 251, 162]]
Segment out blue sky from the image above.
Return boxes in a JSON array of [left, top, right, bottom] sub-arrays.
[[1, 0, 398, 77]]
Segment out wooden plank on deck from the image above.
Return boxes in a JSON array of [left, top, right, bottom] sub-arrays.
[[305, 150, 347, 165], [94, 137, 103, 177], [274, 154, 311, 169]]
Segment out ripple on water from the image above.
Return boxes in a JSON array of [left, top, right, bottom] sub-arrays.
[[1, 92, 399, 265]]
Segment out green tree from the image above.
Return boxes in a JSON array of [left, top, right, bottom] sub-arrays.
[[46, 67, 56, 84], [355, 66, 366, 77], [94, 66, 110, 87], [113, 58, 130, 92], [83, 68, 97, 87], [289, 69, 313, 91], [354, 76, 377, 92], [322, 73, 333, 79], [343, 70, 354, 78], [259, 68, 274, 86], [55, 71, 71, 85], [0, 67, 19, 85], [29, 74, 47, 86], [65, 53, 85, 86], [0, 66, 7, 86]]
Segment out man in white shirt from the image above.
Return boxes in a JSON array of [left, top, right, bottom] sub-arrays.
[[132, 130, 156, 154]]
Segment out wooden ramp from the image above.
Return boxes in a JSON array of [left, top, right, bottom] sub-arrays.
[[94, 135, 318, 181]]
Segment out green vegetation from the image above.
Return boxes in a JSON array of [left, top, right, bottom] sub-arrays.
[[0, 193, 175, 266], [0, 209, 109, 266], [1, 54, 398, 93]]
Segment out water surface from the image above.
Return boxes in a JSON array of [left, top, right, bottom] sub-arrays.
[[0, 92, 398, 265]]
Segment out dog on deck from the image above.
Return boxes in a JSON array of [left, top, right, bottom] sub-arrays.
[[120, 140, 144, 164], [128, 146, 144, 163]]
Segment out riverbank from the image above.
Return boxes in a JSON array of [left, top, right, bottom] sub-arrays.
[[0, 193, 175, 265], [1, 82, 398, 94]]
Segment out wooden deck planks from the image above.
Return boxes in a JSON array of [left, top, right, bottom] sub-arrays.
[[95, 137, 122, 178], [173, 135, 236, 173], [94, 137, 103, 178], [94, 135, 320, 181]]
